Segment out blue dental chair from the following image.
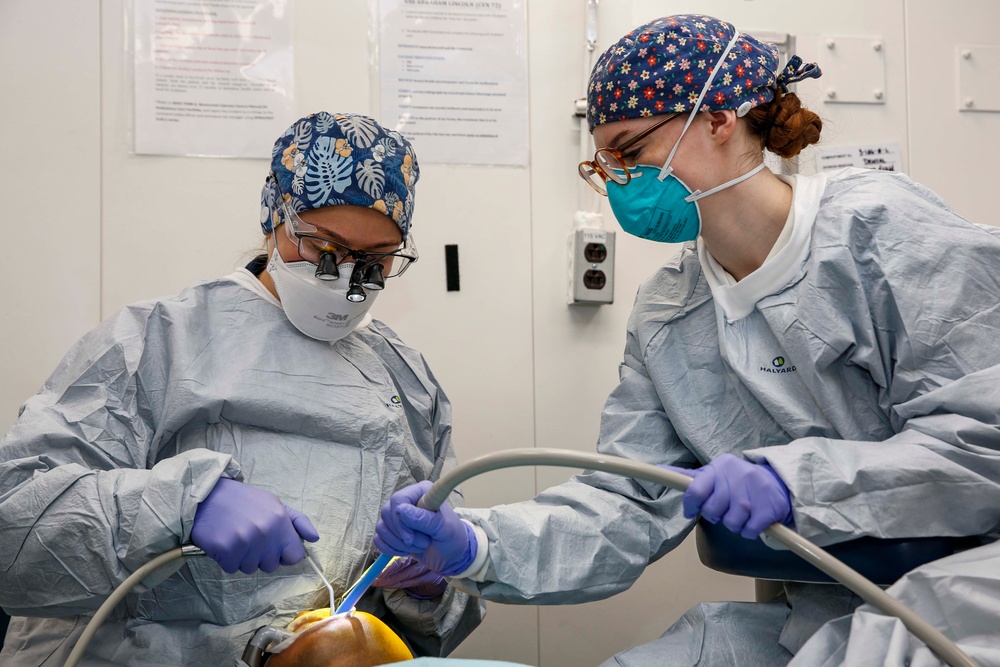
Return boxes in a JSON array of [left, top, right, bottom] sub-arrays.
[[695, 519, 969, 600]]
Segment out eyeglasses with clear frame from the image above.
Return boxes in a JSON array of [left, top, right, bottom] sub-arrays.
[[270, 174, 419, 296], [578, 112, 682, 196]]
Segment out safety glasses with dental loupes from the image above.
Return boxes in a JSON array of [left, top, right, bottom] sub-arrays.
[[271, 175, 419, 297]]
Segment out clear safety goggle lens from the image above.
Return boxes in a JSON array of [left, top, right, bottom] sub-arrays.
[[578, 162, 607, 195], [579, 152, 632, 196], [280, 203, 419, 280], [595, 150, 630, 184], [295, 235, 416, 279]]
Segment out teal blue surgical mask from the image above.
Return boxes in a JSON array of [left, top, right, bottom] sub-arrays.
[[607, 166, 701, 243], [606, 161, 766, 244], [604, 30, 767, 244]]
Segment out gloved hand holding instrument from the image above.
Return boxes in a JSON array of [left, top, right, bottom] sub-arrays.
[[191, 477, 320, 574], [374, 480, 478, 578]]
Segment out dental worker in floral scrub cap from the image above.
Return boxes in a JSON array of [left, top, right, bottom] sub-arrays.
[[375, 15, 1000, 666], [0, 112, 483, 666]]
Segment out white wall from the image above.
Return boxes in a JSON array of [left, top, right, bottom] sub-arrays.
[[2, 1, 1000, 665], [1, 1, 102, 429], [905, 0, 1000, 225]]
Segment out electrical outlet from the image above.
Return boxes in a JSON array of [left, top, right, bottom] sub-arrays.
[[568, 228, 615, 305]]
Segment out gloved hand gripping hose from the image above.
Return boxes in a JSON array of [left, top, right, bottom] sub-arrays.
[[65, 449, 979, 667]]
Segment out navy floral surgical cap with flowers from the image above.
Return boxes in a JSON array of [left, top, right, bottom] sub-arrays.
[[587, 15, 821, 129]]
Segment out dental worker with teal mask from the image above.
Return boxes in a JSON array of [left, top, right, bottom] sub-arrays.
[[578, 17, 819, 254], [377, 14, 1000, 667], [596, 51, 771, 245]]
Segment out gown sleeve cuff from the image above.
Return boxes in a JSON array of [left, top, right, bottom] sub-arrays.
[[449, 521, 490, 582]]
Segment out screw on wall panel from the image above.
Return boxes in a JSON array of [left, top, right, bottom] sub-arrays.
[[964, 98, 975, 108], [827, 90, 837, 99], [873, 42, 883, 52], [874, 90, 884, 100], [962, 50, 972, 60], [826, 39, 836, 49]]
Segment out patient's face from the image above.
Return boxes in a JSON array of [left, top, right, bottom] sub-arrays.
[[265, 610, 413, 667]]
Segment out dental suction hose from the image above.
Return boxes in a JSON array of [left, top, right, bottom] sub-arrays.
[[63, 545, 206, 667], [64, 449, 976, 667], [418, 448, 978, 667]]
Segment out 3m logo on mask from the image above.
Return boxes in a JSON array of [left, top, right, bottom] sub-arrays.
[[325, 312, 350, 322], [760, 356, 797, 374]]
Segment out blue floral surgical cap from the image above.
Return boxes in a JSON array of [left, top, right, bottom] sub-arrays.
[[587, 15, 821, 129], [260, 112, 420, 237]]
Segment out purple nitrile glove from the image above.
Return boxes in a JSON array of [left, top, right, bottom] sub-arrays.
[[678, 454, 792, 540], [372, 555, 449, 599], [191, 478, 319, 574], [374, 481, 477, 577]]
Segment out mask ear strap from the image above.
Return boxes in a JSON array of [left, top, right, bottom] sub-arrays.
[[684, 162, 767, 202], [659, 29, 743, 181]]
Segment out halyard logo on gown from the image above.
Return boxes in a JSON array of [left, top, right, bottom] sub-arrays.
[[761, 356, 797, 374]]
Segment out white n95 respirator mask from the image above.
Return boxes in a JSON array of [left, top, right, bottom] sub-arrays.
[[267, 249, 377, 342]]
